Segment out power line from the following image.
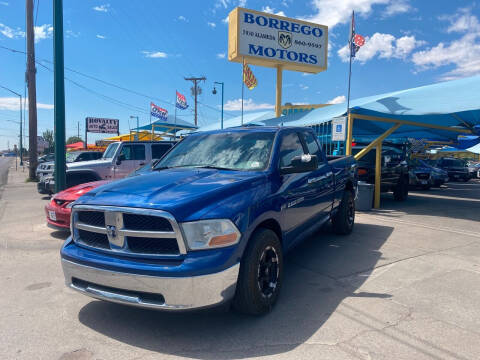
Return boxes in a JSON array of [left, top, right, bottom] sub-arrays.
[[34, 0, 39, 26], [0, 45, 237, 118]]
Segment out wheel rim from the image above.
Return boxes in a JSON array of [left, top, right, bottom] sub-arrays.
[[347, 197, 355, 226], [257, 246, 279, 298]]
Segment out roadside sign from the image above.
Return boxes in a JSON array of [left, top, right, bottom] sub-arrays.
[[86, 117, 119, 134], [331, 117, 346, 141], [228, 7, 328, 73]]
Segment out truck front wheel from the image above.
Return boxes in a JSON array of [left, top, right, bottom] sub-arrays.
[[233, 228, 283, 315], [332, 190, 355, 235]]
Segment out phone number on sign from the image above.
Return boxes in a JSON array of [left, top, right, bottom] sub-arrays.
[[294, 40, 322, 49]]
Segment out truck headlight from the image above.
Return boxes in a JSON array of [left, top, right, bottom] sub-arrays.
[[180, 219, 241, 250]]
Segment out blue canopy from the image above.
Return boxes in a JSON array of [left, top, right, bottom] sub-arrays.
[[258, 75, 480, 143], [199, 111, 276, 132], [135, 116, 197, 134]]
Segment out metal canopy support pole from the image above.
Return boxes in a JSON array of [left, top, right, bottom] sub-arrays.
[[346, 113, 354, 155], [53, 0, 66, 192], [354, 123, 401, 161], [374, 142, 382, 209], [275, 65, 283, 118]]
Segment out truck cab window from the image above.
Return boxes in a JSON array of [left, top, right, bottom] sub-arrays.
[[303, 132, 321, 158], [279, 132, 305, 168], [133, 145, 145, 160]]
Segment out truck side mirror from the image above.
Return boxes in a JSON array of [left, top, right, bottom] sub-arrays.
[[281, 154, 318, 174], [116, 154, 125, 165]]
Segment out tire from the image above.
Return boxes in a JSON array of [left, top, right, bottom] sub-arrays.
[[232, 228, 283, 315], [393, 176, 408, 201], [332, 190, 355, 235]]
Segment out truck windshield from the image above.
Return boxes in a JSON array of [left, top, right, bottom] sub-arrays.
[[66, 152, 79, 163], [102, 143, 119, 159], [154, 132, 275, 171]]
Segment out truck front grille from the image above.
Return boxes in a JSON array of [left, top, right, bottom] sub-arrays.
[[78, 211, 105, 227], [72, 206, 186, 257]]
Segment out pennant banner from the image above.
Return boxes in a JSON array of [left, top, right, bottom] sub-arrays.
[[150, 102, 168, 121], [176, 91, 188, 110], [243, 63, 258, 90]]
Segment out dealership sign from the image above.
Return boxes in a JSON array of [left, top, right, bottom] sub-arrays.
[[86, 117, 119, 134], [228, 7, 328, 73]]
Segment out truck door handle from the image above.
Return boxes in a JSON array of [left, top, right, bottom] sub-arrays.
[[139, 162, 145, 166]]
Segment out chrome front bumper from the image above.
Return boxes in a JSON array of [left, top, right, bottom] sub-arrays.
[[62, 259, 239, 310]]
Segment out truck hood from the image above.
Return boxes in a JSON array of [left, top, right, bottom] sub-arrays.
[[67, 159, 112, 169], [76, 168, 267, 221]]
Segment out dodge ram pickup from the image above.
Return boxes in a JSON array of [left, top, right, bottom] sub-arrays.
[[61, 127, 357, 315]]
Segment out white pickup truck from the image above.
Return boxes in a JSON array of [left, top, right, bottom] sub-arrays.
[[66, 141, 176, 182]]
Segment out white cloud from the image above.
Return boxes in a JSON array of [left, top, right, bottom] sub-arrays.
[[303, 0, 389, 29], [327, 95, 346, 104], [0, 2, 9, 6], [93, 4, 109, 12], [217, 52, 226, 59], [224, 98, 274, 111], [207, 22, 216, 28], [66, 30, 80, 38], [0, 97, 53, 110], [177, 15, 187, 22], [412, 8, 480, 80], [300, 84, 309, 90], [0, 23, 24, 38], [261, 6, 286, 17], [34, 24, 53, 42], [96, 34, 106, 39], [338, 33, 424, 62], [222, 16, 229, 24], [239, 0, 247, 6], [382, 0, 412, 18], [142, 51, 168, 58]]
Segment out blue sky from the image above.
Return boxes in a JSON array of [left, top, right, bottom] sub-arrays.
[[1, 0, 479, 149]]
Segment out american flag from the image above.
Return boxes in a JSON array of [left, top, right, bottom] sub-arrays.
[[349, 11, 365, 58], [150, 102, 168, 121], [176, 91, 188, 110]]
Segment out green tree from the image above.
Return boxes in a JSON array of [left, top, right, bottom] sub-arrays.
[[66, 136, 83, 145], [42, 130, 54, 153]]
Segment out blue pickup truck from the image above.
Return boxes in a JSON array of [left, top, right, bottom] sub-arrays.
[[61, 127, 357, 315]]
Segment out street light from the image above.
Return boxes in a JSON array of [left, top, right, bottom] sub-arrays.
[[212, 82, 224, 130], [0, 85, 23, 165], [130, 116, 139, 140]]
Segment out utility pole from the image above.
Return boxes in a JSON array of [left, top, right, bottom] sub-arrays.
[[184, 76, 206, 127], [77, 121, 79, 138], [26, 0, 38, 179], [53, 0, 66, 192]]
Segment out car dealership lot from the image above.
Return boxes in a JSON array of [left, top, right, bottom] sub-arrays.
[[1, 163, 480, 360]]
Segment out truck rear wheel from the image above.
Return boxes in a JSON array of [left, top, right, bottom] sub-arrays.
[[332, 190, 355, 235], [232, 228, 283, 315], [393, 176, 409, 201]]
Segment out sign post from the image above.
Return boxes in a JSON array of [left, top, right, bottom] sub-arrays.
[[228, 7, 328, 117]]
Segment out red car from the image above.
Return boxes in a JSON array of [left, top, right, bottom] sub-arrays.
[[45, 180, 110, 230]]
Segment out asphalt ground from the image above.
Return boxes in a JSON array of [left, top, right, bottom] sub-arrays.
[[1, 162, 479, 360]]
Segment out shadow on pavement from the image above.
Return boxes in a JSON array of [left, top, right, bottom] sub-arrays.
[[50, 230, 70, 240], [78, 222, 393, 359], [375, 180, 480, 223]]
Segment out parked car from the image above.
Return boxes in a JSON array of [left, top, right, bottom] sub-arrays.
[[45, 180, 110, 230], [419, 159, 449, 187], [60, 127, 357, 315], [408, 159, 434, 189], [436, 157, 470, 181], [352, 144, 409, 201], [65, 141, 176, 181], [38, 153, 55, 164], [466, 161, 480, 179], [36, 151, 103, 180], [45, 160, 160, 230]]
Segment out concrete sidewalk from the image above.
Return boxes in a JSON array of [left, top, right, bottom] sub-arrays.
[[1, 163, 480, 360]]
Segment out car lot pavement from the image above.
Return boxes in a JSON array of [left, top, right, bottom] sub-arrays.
[[1, 162, 479, 360]]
